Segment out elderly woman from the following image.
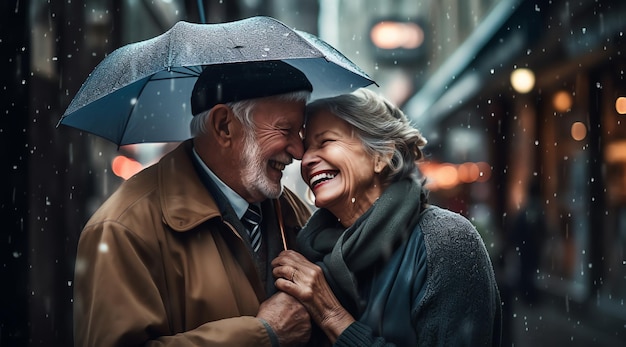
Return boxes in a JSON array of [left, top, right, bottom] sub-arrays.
[[272, 88, 501, 346]]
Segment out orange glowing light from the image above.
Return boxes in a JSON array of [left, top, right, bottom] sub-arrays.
[[419, 161, 491, 190], [458, 162, 480, 183], [605, 141, 626, 163], [436, 164, 459, 189], [370, 21, 424, 49], [553, 91, 573, 112], [112, 155, 144, 180], [571, 122, 587, 141], [616, 96, 626, 115]]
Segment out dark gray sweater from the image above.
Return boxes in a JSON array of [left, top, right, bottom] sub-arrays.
[[334, 206, 502, 346]]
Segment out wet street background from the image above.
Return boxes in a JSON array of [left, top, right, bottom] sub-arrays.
[[508, 296, 624, 346]]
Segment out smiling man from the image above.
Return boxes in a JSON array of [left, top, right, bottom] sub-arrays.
[[73, 61, 314, 347]]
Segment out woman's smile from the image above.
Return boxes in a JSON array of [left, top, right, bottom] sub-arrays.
[[309, 170, 339, 190]]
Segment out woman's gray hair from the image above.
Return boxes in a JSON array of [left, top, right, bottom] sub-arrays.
[[305, 88, 427, 184], [190, 90, 310, 136]]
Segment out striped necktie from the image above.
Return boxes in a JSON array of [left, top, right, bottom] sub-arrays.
[[242, 204, 262, 252]]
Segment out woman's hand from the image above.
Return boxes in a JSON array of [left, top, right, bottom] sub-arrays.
[[272, 250, 355, 343]]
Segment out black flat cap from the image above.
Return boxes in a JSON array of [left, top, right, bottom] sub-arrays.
[[191, 60, 313, 115]]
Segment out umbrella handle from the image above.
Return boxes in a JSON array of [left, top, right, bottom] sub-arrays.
[[274, 199, 288, 250]]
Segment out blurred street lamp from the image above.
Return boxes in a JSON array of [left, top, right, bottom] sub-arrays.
[[510, 68, 535, 94], [571, 121, 587, 141], [369, 18, 428, 65], [615, 96, 626, 115], [371, 21, 424, 49], [112, 155, 144, 180], [553, 90, 573, 112]]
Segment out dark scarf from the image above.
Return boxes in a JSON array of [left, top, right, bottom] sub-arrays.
[[297, 177, 425, 314]]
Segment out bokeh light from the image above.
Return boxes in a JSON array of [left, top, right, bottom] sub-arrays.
[[615, 96, 626, 114], [510, 68, 535, 94], [571, 121, 587, 141]]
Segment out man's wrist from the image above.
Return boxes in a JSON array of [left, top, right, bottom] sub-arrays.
[[258, 318, 280, 347]]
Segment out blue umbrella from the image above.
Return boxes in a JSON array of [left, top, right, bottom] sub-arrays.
[[58, 16, 376, 146]]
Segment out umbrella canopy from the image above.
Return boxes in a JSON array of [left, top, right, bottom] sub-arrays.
[[58, 16, 376, 146]]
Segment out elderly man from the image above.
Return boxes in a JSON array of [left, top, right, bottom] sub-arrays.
[[73, 61, 313, 346]]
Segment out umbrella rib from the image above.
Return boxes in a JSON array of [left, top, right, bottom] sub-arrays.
[[118, 67, 200, 144], [176, 65, 203, 76], [118, 75, 155, 145], [149, 66, 202, 81], [150, 75, 197, 81], [118, 68, 200, 144]]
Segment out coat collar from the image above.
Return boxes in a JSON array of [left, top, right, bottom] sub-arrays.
[[159, 140, 223, 232]]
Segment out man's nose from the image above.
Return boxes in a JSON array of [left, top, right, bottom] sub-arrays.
[[288, 134, 304, 160]]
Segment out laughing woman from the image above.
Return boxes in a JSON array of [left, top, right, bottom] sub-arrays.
[[272, 88, 502, 346]]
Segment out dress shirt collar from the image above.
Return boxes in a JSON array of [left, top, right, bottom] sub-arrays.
[[192, 147, 249, 220]]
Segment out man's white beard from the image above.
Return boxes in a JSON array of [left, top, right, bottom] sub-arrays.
[[241, 130, 283, 199]]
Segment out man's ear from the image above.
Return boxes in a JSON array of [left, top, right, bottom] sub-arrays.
[[207, 104, 234, 146]]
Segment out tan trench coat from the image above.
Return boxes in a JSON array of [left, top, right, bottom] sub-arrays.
[[73, 140, 311, 346]]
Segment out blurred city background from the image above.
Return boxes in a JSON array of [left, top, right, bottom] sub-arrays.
[[1, 0, 625, 345]]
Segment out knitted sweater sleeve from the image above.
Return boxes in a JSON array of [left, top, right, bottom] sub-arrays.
[[334, 321, 391, 347], [413, 207, 501, 346]]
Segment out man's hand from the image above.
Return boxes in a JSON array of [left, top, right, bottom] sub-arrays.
[[257, 291, 311, 347]]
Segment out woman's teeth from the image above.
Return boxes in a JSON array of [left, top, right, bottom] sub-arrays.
[[310, 172, 337, 188]]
